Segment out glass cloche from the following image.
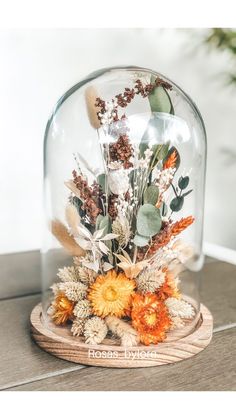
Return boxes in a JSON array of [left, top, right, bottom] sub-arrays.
[[42, 66, 207, 350]]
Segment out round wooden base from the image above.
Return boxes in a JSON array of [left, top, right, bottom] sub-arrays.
[[31, 302, 213, 368]]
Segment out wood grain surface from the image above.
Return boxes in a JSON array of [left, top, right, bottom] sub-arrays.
[[0, 295, 83, 390]]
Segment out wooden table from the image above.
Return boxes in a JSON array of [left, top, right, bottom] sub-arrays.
[[0, 252, 235, 391]]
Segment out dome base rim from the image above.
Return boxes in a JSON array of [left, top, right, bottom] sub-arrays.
[[30, 300, 213, 368]]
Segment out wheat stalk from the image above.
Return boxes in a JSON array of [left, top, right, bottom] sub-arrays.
[[105, 316, 139, 347], [85, 86, 101, 129], [51, 219, 85, 257], [65, 204, 80, 236]]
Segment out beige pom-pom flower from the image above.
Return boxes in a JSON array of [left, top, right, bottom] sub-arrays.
[[73, 299, 92, 319], [57, 266, 80, 282], [73, 256, 97, 285], [71, 318, 85, 337], [112, 216, 131, 248], [135, 269, 165, 294], [58, 281, 88, 302], [165, 297, 195, 319], [84, 316, 108, 344]]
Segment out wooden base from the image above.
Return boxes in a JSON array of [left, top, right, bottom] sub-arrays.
[[31, 300, 213, 368]]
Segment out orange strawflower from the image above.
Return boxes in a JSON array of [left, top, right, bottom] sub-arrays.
[[131, 293, 171, 345], [171, 216, 195, 236], [51, 293, 75, 325], [156, 269, 180, 301], [88, 270, 136, 318], [163, 149, 177, 169]]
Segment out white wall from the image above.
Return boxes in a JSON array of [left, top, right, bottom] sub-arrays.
[[1, 29, 236, 254]]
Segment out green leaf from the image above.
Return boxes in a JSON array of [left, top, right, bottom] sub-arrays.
[[161, 202, 168, 217], [97, 173, 106, 193], [157, 143, 170, 161], [133, 234, 150, 247], [137, 204, 162, 237], [96, 214, 111, 235], [182, 189, 193, 198], [144, 185, 159, 205], [170, 196, 184, 212], [150, 143, 170, 168], [178, 176, 189, 190], [149, 84, 172, 113]]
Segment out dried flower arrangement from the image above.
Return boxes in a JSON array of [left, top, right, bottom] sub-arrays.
[[49, 74, 196, 347]]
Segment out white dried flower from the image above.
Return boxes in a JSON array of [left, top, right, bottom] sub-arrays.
[[154, 167, 176, 194], [73, 299, 92, 319], [58, 281, 87, 302], [99, 100, 117, 125], [71, 318, 85, 336], [74, 223, 118, 263], [84, 316, 108, 344], [170, 316, 185, 330], [108, 169, 130, 195], [57, 266, 80, 282], [112, 216, 131, 247], [108, 161, 123, 170], [136, 269, 165, 294], [165, 297, 195, 319]]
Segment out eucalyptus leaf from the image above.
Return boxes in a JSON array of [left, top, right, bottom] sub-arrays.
[[149, 82, 172, 113], [182, 189, 193, 198], [96, 214, 104, 230], [178, 176, 189, 190], [133, 234, 150, 247], [97, 173, 106, 193], [144, 185, 159, 205], [137, 204, 162, 237], [170, 196, 184, 212], [96, 214, 111, 235]]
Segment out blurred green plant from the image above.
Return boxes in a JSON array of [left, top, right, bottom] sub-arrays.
[[204, 28, 236, 84]]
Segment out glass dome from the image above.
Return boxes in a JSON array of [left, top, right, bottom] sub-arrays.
[[42, 66, 206, 348]]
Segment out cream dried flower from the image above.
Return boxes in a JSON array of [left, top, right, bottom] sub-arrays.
[[71, 318, 85, 337], [105, 316, 139, 347], [73, 256, 97, 284], [172, 240, 194, 264], [165, 297, 195, 319], [170, 316, 185, 330], [73, 299, 92, 319], [50, 283, 60, 296], [57, 266, 80, 282], [112, 216, 131, 247], [58, 281, 87, 302], [84, 316, 108, 344], [136, 269, 165, 294], [108, 169, 130, 195]]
